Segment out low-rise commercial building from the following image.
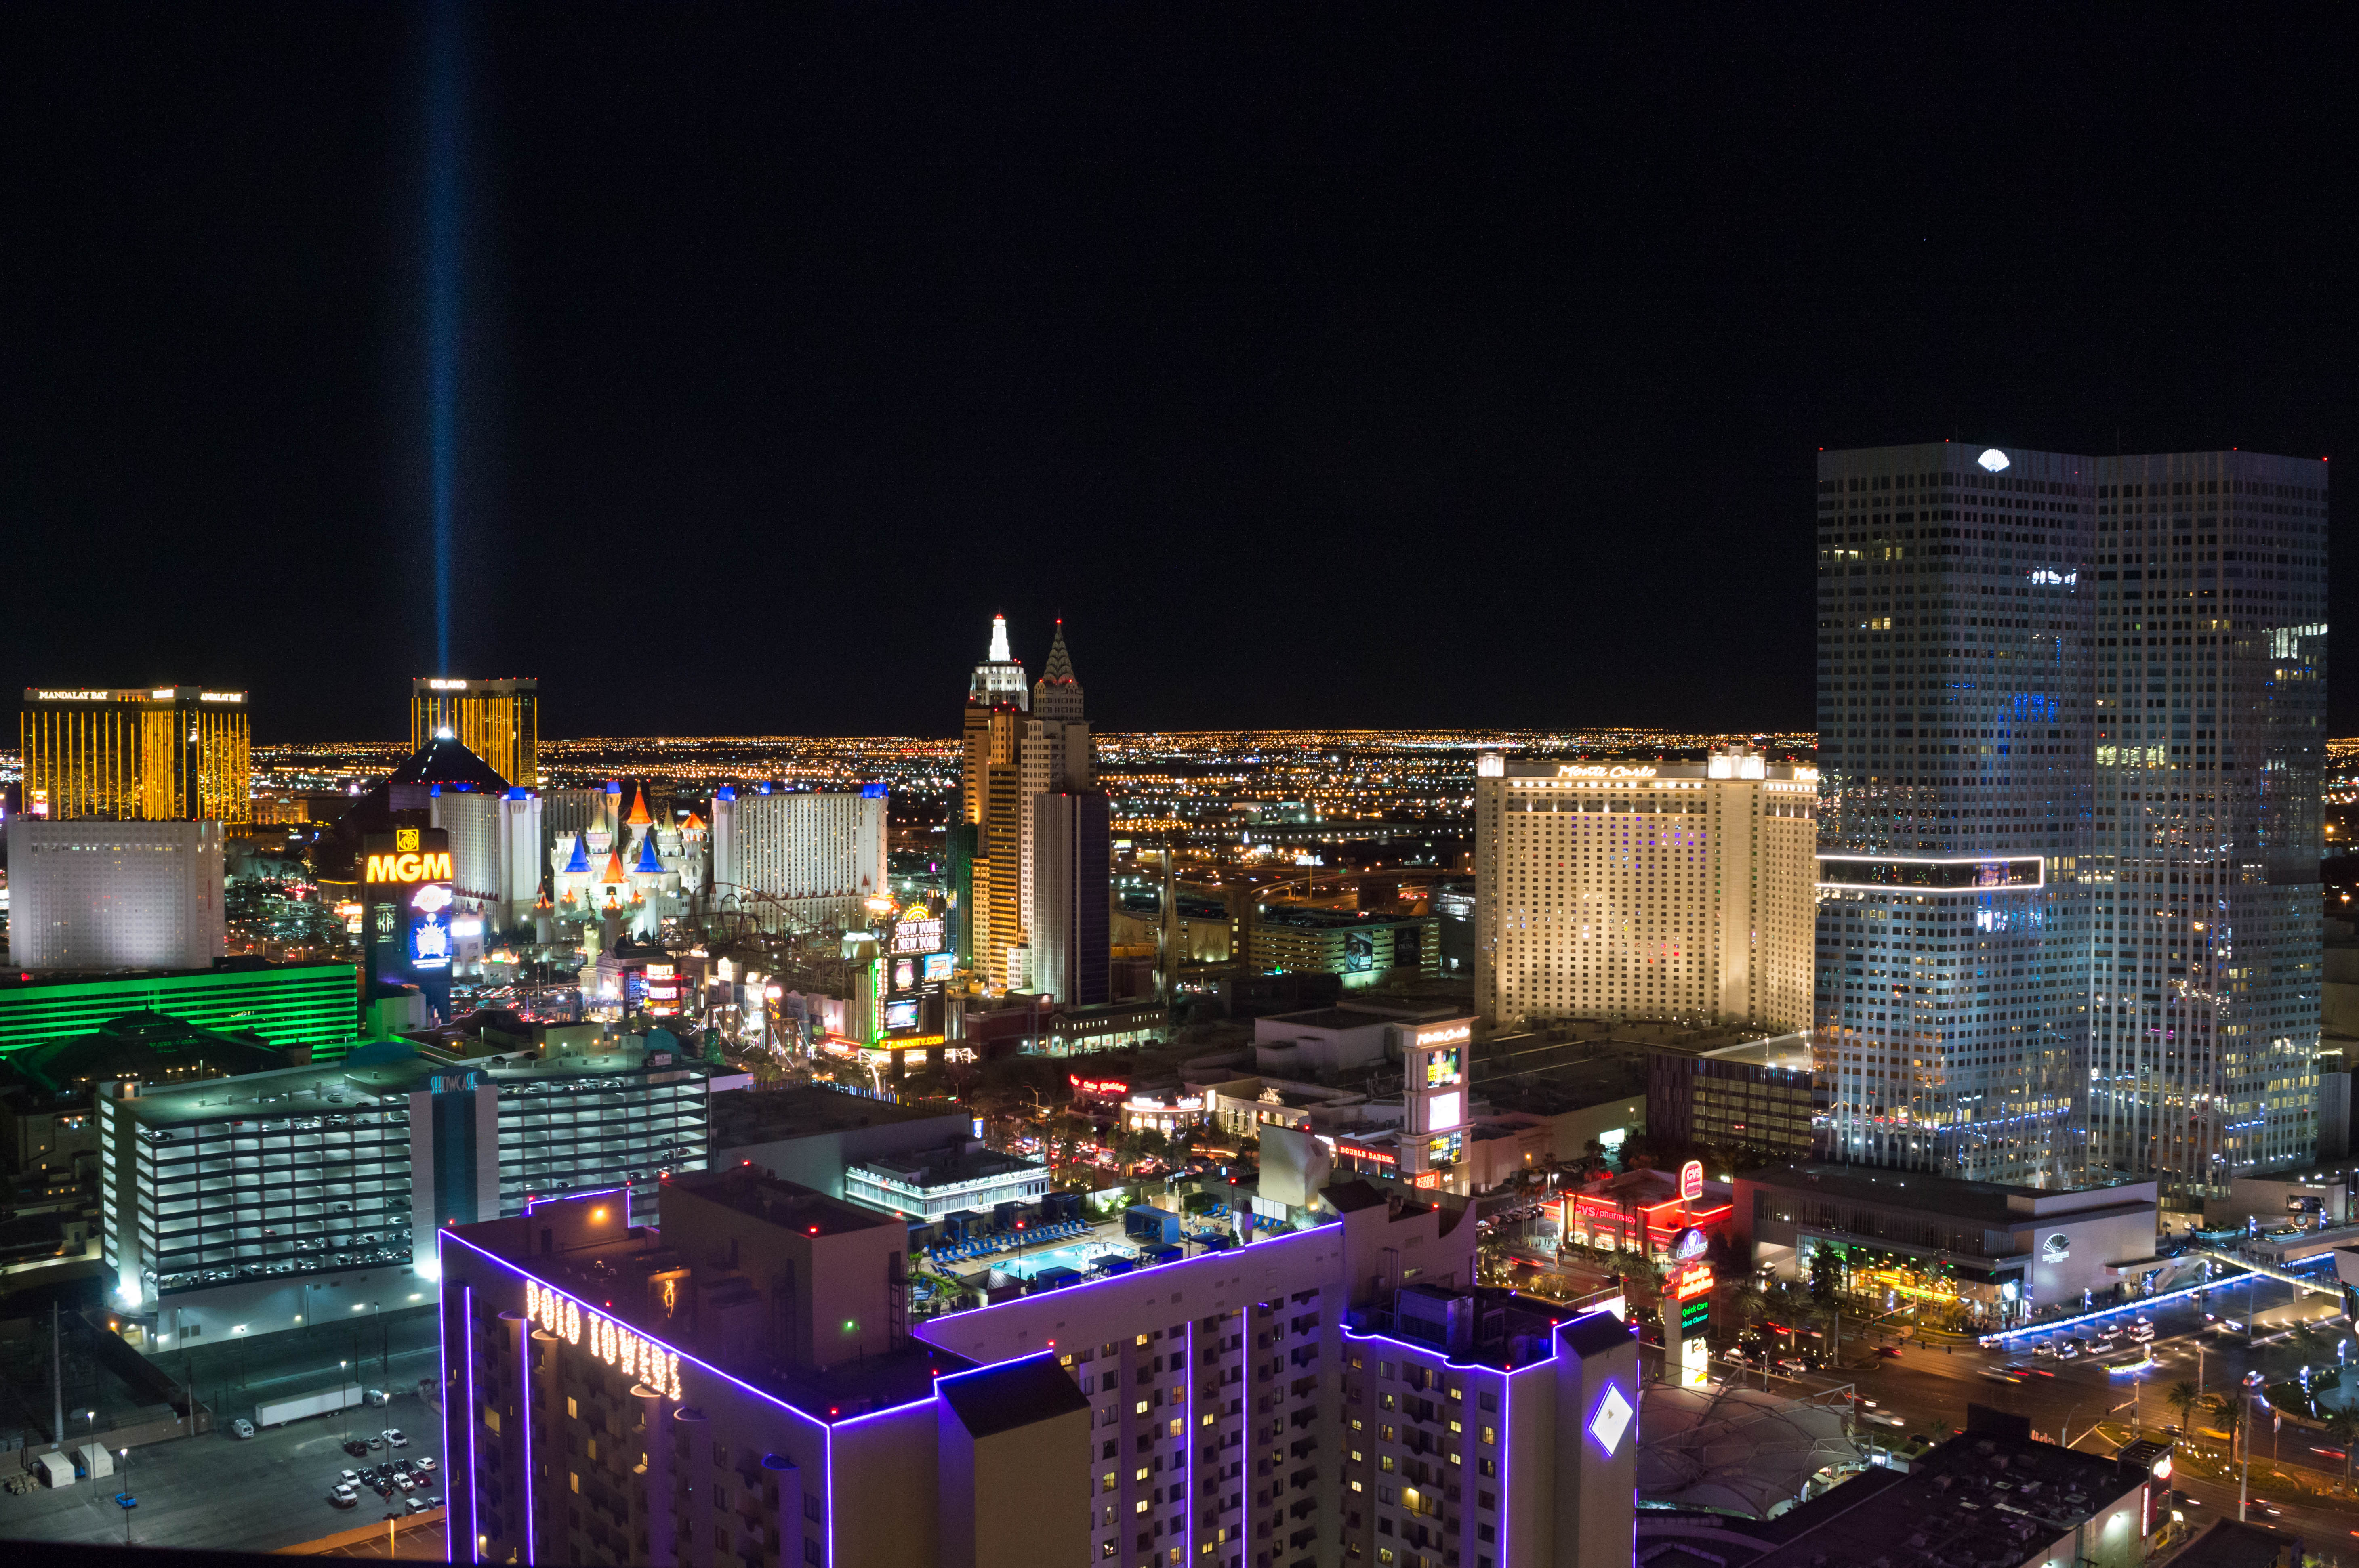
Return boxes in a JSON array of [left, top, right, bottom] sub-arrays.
[[709, 1084, 970, 1201], [1736, 1163, 2159, 1327], [1249, 904, 1437, 989], [843, 1138, 1049, 1223], [1646, 1033, 1819, 1157]]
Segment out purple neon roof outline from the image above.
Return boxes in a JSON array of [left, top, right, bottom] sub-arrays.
[[438, 1227, 936, 1431], [1338, 1302, 1627, 1374], [522, 1185, 635, 1222]]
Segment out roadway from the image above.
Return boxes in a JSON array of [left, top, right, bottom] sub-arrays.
[[1790, 1269, 2359, 1564]]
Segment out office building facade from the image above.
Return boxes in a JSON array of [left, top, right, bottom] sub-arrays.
[[6, 818, 227, 972], [20, 686, 250, 823], [1031, 789, 1112, 1005], [1475, 750, 1818, 1033], [1814, 441, 2325, 1196], [413, 677, 540, 789], [437, 1175, 1641, 1568]]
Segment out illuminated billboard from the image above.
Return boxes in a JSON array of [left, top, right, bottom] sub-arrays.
[[891, 917, 946, 956], [363, 827, 454, 1022]]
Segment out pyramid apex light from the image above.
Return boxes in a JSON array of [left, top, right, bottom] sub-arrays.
[[987, 613, 1012, 663]]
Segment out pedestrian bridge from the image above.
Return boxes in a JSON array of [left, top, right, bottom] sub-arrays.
[[2185, 1245, 2347, 1301]]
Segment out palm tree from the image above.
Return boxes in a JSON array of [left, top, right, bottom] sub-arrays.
[[2207, 1392, 2245, 1463], [2165, 1381, 2202, 1437]]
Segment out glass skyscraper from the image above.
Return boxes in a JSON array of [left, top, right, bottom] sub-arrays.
[[1814, 442, 2325, 1198]]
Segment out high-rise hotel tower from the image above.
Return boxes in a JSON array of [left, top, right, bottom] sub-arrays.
[[412, 676, 538, 788], [20, 687, 251, 823], [1475, 749, 1819, 1034], [1815, 442, 2325, 1196]]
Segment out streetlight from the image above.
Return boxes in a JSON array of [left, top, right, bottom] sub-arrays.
[[340, 1360, 349, 1442]]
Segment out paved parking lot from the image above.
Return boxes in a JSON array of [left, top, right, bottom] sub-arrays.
[[0, 1385, 444, 1555]]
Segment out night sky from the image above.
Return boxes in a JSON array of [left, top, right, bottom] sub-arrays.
[[8, 10, 2354, 742]]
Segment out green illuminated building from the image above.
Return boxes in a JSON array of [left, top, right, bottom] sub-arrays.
[[0, 962, 357, 1060]]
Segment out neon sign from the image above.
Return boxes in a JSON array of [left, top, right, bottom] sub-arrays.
[[1680, 1161, 1703, 1203], [525, 1280, 683, 1400], [1555, 765, 1657, 779]]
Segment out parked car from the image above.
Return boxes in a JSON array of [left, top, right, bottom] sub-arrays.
[[383, 1429, 408, 1449], [415, 1457, 437, 1473], [343, 1439, 370, 1458], [228, 1419, 256, 1440], [328, 1491, 358, 1511], [340, 1470, 359, 1484]]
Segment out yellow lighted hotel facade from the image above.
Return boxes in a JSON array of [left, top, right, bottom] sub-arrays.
[[20, 687, 250, 823], [410, 676, 537, 786], [1474, 748, 1819, 1032]]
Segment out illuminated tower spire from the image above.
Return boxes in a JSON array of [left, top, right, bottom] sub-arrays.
[[967, 614, 1028, 709], [1033, 620, 1084, 722]]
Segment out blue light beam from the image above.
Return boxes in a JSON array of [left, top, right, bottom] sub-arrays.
[[425, 0, 464, 672]]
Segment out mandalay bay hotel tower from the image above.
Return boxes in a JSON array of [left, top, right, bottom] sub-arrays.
[[1815, 441, 2325, 1196]]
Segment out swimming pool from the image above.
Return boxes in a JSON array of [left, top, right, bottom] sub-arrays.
[[974, 1240, 1131, 1280]]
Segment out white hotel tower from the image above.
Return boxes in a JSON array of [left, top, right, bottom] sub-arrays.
[[1474, 748, 1819, 1034]]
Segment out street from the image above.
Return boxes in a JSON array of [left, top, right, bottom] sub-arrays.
[[1793, 1269, 2359, 1564]]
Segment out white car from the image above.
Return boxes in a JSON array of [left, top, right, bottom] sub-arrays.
[[383, 1429, 409, 1449], [1866, 1411, 1906, 1427]]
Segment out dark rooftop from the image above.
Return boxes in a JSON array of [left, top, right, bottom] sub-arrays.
[[0, 1012, 288, 1099], [708, 1083, 957, 1146], [1739, 1161, 2153, 1226], [1262, 1006, 1392, 1031], [1255, 905, 1428, 931], [496, 1220, 970, 1421], [1741, 1429, 2144, 1568], [850, 1140, 1046, 1192], [667, 1167, 899, 1238], [937, 1354, 1091, 1440]]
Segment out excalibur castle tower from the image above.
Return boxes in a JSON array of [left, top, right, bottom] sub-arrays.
[[1814, 442, 2325, 1197]]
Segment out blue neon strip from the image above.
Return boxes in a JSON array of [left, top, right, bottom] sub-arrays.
[[1185, 1319, 1194, 1564], [1977, 1269, 2255, 1345]]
